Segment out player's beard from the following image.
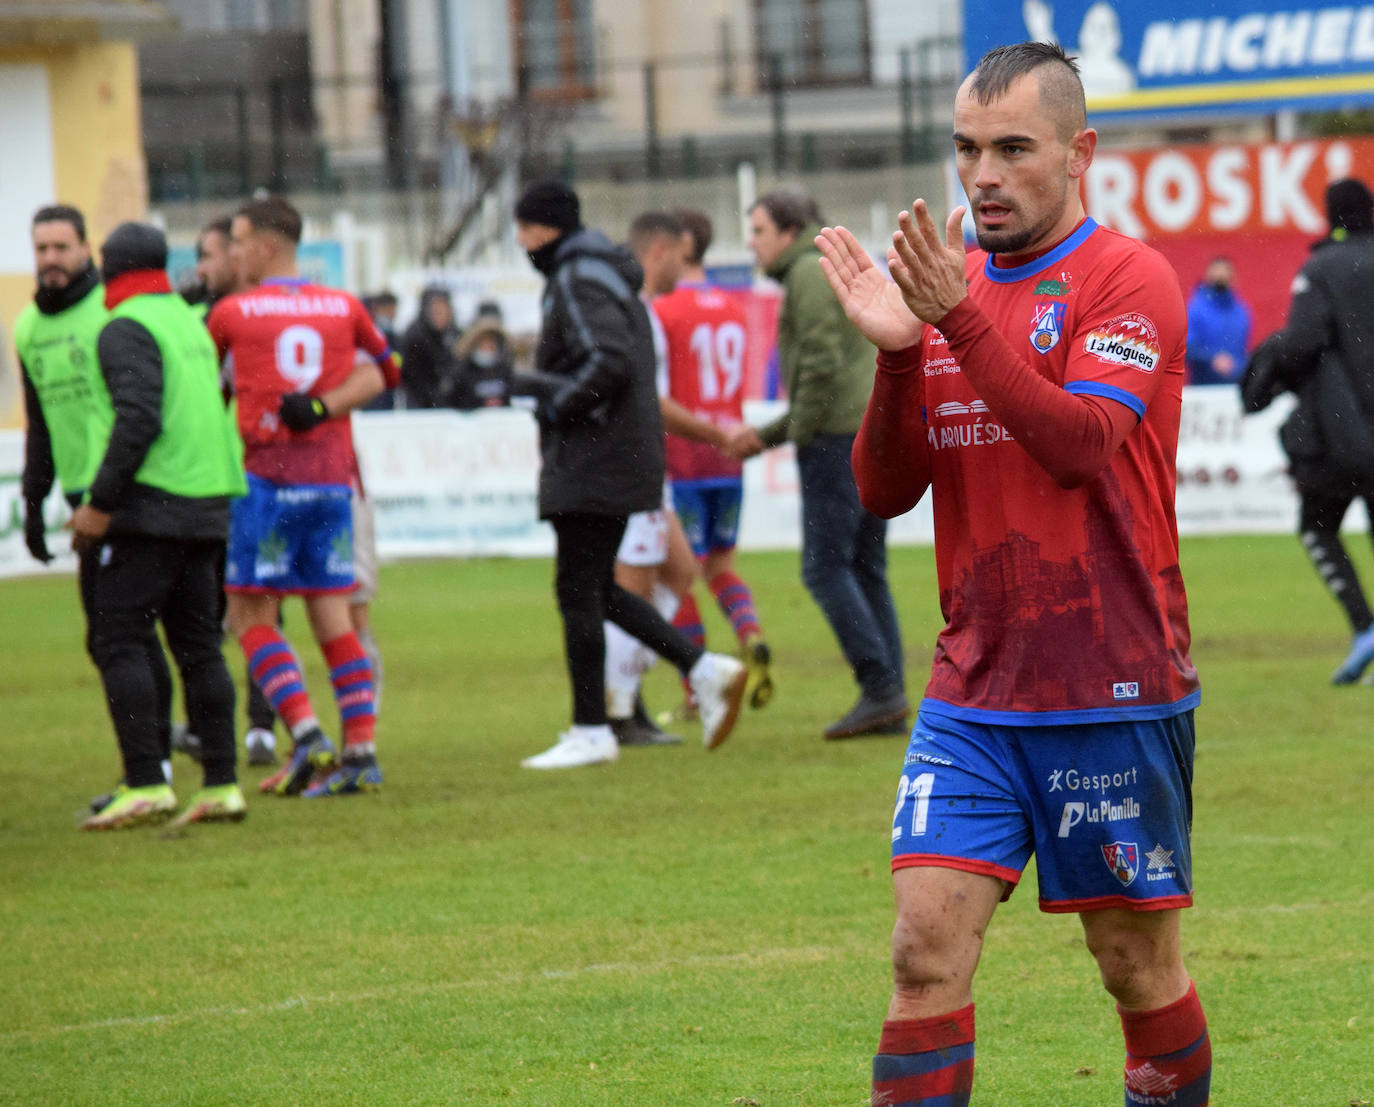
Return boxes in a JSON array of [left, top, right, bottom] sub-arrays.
[[973, 194, 1061, 257], [37, 265, 77, 289]]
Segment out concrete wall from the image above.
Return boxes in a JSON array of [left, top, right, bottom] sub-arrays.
[[0, 42, 148, 428]]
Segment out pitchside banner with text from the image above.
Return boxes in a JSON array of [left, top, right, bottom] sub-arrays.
[[0, 392, 1314, 578], [944, 134, 1374, 344], [1082, 135, 1374, 340], [964, 0, 1374, 118]]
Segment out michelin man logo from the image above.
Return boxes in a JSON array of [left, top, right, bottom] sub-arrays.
[[1023, 0, 1136, 96]]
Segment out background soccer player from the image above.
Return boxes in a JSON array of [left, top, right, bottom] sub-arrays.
[[817, 42, 1210, 1107], [657, 208, 772, 708], [209, 196, 401, 798]]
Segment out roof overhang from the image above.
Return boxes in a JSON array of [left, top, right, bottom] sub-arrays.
[[0, 0, 177, 46]]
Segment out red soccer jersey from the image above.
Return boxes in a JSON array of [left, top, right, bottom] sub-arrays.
[[917, 219, 1199, 722], [208, 278, 398, 486], [653, 281, 747, 481]]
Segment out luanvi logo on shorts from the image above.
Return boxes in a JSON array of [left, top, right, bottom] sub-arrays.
[[1112, 681, 1141, 699]]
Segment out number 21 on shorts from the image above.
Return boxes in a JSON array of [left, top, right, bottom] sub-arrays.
[[892, 771, 934, 842]]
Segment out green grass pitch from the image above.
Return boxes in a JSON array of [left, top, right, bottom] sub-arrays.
[[1, 536, 1371, 1105]]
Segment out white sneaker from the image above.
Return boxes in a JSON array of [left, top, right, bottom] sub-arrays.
[[688, 652, 748, 750], [521, 725, 620, 770]]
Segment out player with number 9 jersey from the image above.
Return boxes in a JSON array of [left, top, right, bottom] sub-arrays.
[[653, 283, 749, 483], [208, 279, 399, 487]]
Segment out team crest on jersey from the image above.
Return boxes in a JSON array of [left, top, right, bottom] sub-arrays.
[[1084, 312, 1161, 373], [1102, 841, 1140, 887], [1029, 301, 1066, 354]]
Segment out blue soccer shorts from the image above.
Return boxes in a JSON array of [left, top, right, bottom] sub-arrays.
[[671, 478, 744, 557], [225, 474, 355, 595], [890, 707, 1196, 913]]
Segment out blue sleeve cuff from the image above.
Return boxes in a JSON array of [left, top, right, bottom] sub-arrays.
[[1065, 379, 1146, 419]]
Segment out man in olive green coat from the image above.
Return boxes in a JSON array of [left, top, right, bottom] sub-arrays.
[[746, 189, 908, 738]]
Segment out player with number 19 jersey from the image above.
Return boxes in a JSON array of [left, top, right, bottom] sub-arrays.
[[653, 282, 748, 481], [208, 278, 399, 487]]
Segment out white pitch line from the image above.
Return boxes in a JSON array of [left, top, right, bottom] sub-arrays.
[[1, 945, 840, 1043]]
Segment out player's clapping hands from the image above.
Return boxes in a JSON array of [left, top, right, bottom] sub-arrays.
[[888, 200, 969, 324], [815, 201, 969, 351]]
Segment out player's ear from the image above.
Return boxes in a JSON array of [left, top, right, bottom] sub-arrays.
[[1067, 127, 1098, 181]]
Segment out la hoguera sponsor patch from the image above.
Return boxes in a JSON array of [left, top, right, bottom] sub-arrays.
[[1083, 312, 1161, 373]]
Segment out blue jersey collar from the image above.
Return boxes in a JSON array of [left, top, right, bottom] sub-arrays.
[[982, 218, 1098, 284]]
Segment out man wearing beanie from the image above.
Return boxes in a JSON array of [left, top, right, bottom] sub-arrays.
[[1243, 177, 1374, 684], [511, 179, 747, 768], [73, 220, 249, 829]]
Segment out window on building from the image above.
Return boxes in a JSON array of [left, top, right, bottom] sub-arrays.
[[512, 0, 597, 99], [755, 0, 871, 87]]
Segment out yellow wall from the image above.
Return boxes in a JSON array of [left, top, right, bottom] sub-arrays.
[[0, 42, 147, 428]]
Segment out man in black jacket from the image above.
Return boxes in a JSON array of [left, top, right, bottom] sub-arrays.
[[1246, 178, 1374, 684], [399, 285, 459, 408], [512, 180, 747, 769]]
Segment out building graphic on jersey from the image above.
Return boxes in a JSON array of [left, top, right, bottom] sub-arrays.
[[929, 468, 1187, 713]]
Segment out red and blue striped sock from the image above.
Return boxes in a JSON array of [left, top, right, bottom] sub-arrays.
[[1120, 981, 1211, 1107], [672, 591, 706, 650], [871, 1004, 975, 1107], [240, 624, 316, 735], [672, 592, 706, 704], [322, 632, 376, 755], [708, 569, 762, 644]]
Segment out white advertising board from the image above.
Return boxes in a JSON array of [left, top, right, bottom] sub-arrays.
[[0, 389, 1318, 580]]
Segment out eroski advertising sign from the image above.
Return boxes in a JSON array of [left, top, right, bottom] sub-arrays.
[[963, 0, 1374, 117]]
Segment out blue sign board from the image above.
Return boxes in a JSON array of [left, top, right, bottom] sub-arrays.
[[963, 0, 1374, 119], [166, 239, 347, 294]]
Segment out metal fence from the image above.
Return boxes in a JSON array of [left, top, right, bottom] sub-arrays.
[[141, 36, 964, 204]]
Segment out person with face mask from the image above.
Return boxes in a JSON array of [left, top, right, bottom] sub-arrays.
[[510, 179, 748, 768], [1185, 256, 1251, 385], [446, 305, 514, 409]]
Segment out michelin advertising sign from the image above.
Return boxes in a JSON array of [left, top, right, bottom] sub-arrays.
[[964, 0, 1374, 117]]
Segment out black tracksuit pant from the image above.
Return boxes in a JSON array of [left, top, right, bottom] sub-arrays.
[[87, 534, 237, 789], [551, 513, 702, 726], [1299, 485, 1374, 634]]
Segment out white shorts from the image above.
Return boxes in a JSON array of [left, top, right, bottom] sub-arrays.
[[617, 508, 668, 567], [351, 492, 379, 604]]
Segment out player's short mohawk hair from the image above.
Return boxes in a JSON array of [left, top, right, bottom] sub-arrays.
[[969, 40, 1081, 105], [968, 41, 1086, 139]]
